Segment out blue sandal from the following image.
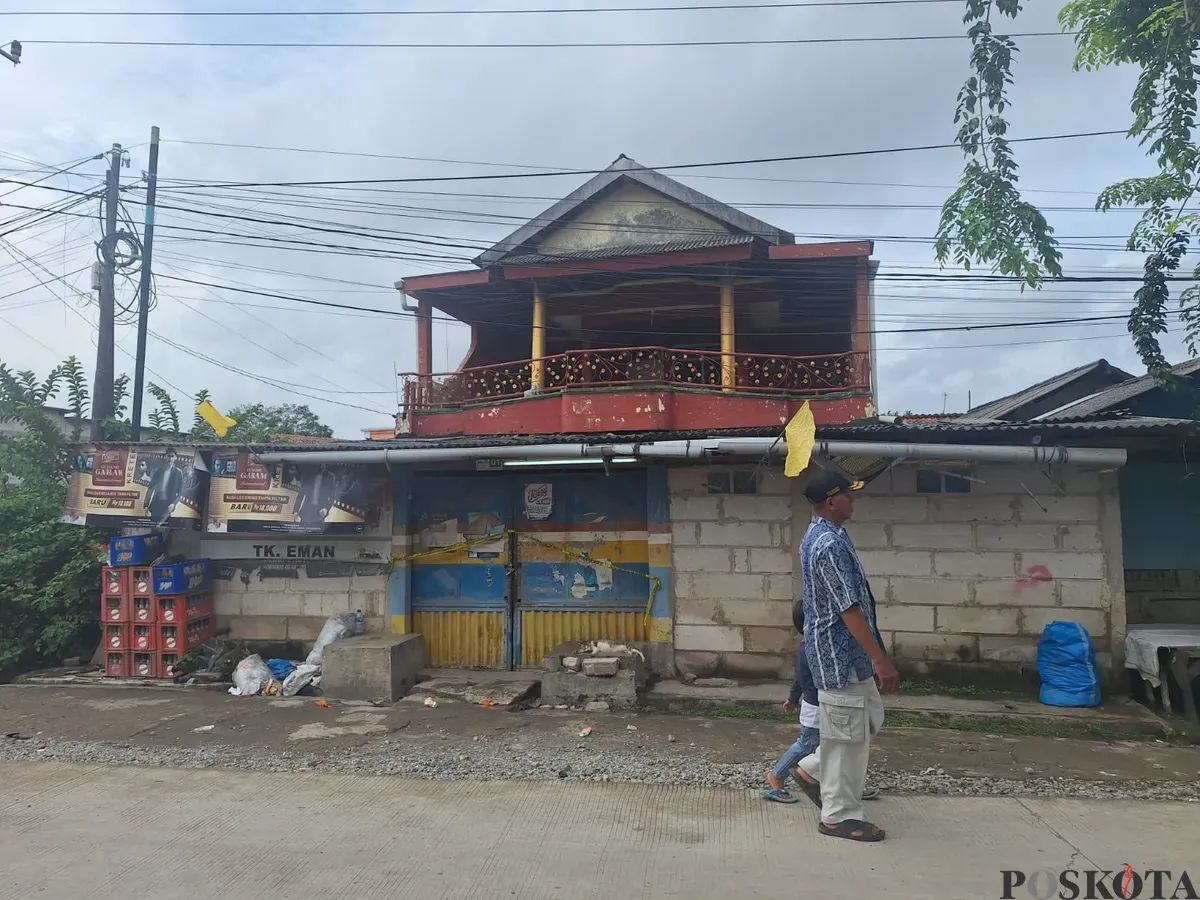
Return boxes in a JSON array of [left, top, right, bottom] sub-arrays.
[[760, 788, 800, 804]]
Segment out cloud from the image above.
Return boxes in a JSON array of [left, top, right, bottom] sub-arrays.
[[0, 0, 1187, 434]]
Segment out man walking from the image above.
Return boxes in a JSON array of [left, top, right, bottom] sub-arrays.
[[795, 471, 899, 842]]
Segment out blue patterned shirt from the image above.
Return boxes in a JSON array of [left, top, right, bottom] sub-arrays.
[[801, 516, 884, 691]]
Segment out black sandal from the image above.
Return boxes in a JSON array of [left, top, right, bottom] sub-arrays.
[[795, 776, 823, 809], [818, 819, 885, 842]]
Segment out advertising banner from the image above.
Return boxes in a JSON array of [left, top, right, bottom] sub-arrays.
[[206, 451, 383, 534], [62, 446, 208, 530]]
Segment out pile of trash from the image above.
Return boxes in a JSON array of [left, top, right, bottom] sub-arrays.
[[228, 613, 357, 698]]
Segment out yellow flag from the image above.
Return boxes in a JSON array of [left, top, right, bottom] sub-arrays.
[[783, 401, 816, 478], [196, 399, 237, 438]]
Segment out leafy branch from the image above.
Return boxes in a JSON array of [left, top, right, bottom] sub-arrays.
[[945, 0, 1200, 375], [936, 0, 1062, 288], [147, 383, 181, 437]]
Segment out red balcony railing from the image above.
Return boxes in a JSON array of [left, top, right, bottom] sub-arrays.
[[403, 346, 868, 412]]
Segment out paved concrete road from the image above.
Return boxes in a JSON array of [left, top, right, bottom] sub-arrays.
[[1, 762, 1191, 899]]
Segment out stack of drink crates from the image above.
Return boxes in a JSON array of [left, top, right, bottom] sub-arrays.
[[101, 536, 213, 679]]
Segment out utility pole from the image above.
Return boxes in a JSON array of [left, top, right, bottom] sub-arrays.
[[90, 143, 124, 441], [130, 127, 161, 443], [0, 40, 20, 65]]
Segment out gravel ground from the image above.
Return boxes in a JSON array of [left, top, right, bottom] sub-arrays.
[[3, 734, 1199, 802]]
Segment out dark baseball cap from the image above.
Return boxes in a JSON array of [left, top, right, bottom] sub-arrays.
[[803, 470, 865, 503]]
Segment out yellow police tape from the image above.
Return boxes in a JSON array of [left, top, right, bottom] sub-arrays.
[[391, 529, 662, 625]]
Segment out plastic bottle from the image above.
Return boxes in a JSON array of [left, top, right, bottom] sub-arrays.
[[354, 608, 365, 635]]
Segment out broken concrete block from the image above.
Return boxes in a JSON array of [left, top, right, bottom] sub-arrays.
[[563, 656, 581, 672], [541, 671, 638, 708], [584, 701, 610, 712], [582, 657, 620, 677]]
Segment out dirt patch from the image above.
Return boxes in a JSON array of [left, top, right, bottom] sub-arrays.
[[1, 683, 1196, 785]]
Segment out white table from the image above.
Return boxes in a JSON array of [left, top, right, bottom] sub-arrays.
[[1124, 624, 1200, 724]]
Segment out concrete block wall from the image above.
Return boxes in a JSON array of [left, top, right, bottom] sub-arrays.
[[166, 498, 392, 646], [849, 464, 1126, 679], [211, 570, 388, 643], [669, 465, 798, 679]]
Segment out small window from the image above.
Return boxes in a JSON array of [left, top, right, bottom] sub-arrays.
[[915, 469, 942, 493], [707, 471, 731, 494], [944, 473, 972, 494], [732, 471, 759, 495], [707, 470, 758, 495], [915, 469, 972, 493]]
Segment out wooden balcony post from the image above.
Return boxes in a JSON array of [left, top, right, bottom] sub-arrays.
[[719, 280, 735, 391], [531, 286, 546, 392], [416, 298, 433, 401]]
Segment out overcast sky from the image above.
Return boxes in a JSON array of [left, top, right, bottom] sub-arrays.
[[0, 0, 1187, 436]]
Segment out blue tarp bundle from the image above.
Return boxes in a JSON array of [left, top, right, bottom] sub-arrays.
[[266, 658, 297, 681], [1037, 621, 1101, 708]]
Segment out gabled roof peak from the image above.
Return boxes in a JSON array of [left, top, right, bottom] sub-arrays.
[[473, 155, 794, 268]]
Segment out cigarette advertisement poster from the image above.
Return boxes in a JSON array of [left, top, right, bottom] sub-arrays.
[[62, 446, 208, 530], [206, 451, 384, 535]]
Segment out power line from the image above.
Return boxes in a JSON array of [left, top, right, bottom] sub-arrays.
[[144, 323, 393, 415], [0, 232, 393, 414], [25, 31, 1073, 51], [5, 0, 962, 15], [155, 251, 1165, 302], [0, 154, 104, 199], [140, 189, 1146, 256], [162, 138, 1114, 196], [1, 193, 1179, 287], [157, 259, 398, 394], [155, 129, 1127, 190], [154, 272, 1164, 338], [0, 234, 193, 399]]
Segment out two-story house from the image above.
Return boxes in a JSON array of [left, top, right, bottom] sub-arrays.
[[145, 156, 1152, 688]]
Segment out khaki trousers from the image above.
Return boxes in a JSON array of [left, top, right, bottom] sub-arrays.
[[796, 675, 885, 824]]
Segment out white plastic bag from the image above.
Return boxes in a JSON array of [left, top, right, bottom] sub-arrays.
[[305, 613, 355, 666], [281, 663, 321, 697], [229, 654, 272, 696]]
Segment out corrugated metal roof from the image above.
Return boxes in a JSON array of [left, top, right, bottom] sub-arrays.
[[91, 415, 1194, 455], [819, 415, 1194, 437], [965, 359, 1132, 422], [498, 234, 756, 267], [1036, 358, 1200, 420]]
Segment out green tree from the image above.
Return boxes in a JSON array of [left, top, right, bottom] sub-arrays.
[[0, 357, 105, 674], [939, 0, 1200, 378], [0, 358, 202, 675], [190, 402, 334, 444]]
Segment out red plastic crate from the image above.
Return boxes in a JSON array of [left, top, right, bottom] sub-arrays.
[[104, 651, 130, 677], [130, 567, 153, 597], [103, 623, 130, 652], [130, 623, 156, 651], [158, 617, 214, 654], [102, 594, 130, 623], [187, 594, 213, 621], [103, 567, 129, 597], [129, 650, 157, 678], [159, 651, 182, 679], [130, 595, 155, 624], [156, 593, 212, 624]]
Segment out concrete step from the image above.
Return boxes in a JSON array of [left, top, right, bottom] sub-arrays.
[[405, 669, 540, 708], [643, 679, 1169, 734]]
